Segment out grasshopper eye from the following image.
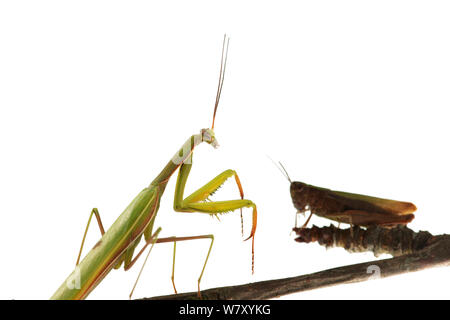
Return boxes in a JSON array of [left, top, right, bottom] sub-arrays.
[[291, 182, 305, 193]]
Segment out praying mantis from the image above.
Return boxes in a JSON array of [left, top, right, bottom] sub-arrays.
[[50, 36, 258, 300]]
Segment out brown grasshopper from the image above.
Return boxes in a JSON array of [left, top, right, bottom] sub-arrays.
[[277, 163, 416, 228]]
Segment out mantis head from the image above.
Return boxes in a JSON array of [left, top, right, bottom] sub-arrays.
[[201, 128, 219, 148]]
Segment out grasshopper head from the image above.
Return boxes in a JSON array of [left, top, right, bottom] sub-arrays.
[[291, 181, 307, 193], [201, 128, 219, 148], [290, 181, 309, 212]]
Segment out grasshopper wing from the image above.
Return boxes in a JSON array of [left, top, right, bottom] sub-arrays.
[[324, 209, 415, 226], [326, 189, 417, 216]]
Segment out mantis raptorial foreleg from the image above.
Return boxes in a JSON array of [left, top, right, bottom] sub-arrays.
[[177, 164, 246, 234], [76, 208, 106, 265], [174, 154, 258, 272]]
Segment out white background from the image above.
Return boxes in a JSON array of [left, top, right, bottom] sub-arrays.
[[1, 1, 449, 300]]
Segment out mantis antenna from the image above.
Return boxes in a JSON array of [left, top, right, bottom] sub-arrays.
[[211, 34, 230, 130]]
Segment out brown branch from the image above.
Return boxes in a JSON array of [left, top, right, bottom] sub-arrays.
[[293, 225, 435, 257], [139, 228, 450, 300]]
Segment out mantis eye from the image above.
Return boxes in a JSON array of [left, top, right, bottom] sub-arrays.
[[201, 129, 219, 148]]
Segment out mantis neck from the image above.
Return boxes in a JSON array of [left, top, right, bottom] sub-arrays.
[[150, 133, 203, 187]]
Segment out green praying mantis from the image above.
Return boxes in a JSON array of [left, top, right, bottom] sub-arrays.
[[51, 36, 258, 300]]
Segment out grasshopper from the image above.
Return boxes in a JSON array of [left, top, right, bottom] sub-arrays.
[[277, 163, 416, 228]]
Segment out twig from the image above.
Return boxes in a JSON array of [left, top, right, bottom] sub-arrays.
[[293, 225, 435, 257], [139, 228, 450, 300]]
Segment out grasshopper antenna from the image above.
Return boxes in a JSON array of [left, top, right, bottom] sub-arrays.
[[211, 34, 230, 130], [267, 156, 292, 183], [268, 157, 297, 229], [278, 161, 292, 183]]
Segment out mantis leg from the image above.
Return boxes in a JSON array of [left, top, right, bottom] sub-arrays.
[[127, 227, 162, 299], [173, 154, 257, 273], [126, 227, 214, 298], [76, 208, 106, 265], [156, 234, 214, 297]]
